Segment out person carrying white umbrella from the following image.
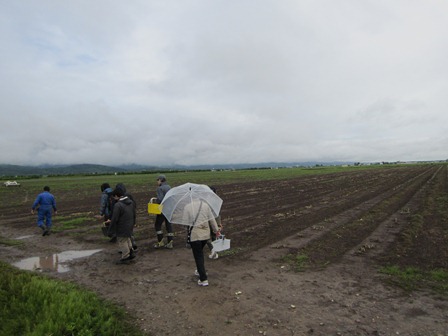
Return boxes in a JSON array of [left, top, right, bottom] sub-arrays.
[[161, 183, 223, 286], [187, 199, 220, 286]]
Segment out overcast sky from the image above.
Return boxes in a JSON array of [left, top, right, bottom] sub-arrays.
[[1, 1, 447, 166]]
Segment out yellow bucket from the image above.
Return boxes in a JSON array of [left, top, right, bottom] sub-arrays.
[[148, 202, 162, 215]]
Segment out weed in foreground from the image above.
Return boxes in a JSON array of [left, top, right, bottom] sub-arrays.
[[380, 265, 448, 294], [219, 247, 244, 257], [0, 261, 147, 336], [0, 236, 24, 247], [282, 253, 309, 272], [52, 216, 92, 233]]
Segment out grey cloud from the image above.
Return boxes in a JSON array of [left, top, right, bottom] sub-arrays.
[[1, 1, 448, 166]]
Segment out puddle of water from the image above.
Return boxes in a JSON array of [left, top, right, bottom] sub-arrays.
[[15, 235, 34, 240], [12, 249, 102, 273]]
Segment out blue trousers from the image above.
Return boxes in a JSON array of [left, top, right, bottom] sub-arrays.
[[37, 208, 52, 228]]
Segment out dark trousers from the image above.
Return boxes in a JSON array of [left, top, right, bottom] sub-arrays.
[[155, 214, 173, 242], [190, 240, 208, 281]]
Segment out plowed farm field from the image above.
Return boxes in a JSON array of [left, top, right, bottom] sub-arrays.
[[1, 164, 448, 335]]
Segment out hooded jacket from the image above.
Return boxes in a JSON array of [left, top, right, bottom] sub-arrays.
[[108, 196, 135, 237]]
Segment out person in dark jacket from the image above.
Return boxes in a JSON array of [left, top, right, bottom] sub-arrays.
[[31, 186, 57, 236], [108, 187, 136, 264], [153, 174, 174, 249], [114, 183, 138, 250]]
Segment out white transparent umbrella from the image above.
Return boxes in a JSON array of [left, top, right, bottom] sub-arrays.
[[161, 183, 223, 226]]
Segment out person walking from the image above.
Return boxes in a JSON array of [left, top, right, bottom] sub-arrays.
[[153, 174, 174, 249], [98, 182, 117, 242], [114, 183, 138, 251], [31, 186, 57, 236], [99, 182, 113, 221], [187, 199, 220, 286], [107, 187, 136, 264]]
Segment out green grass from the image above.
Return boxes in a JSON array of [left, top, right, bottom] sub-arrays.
[[0, 236, 24, 247], [218, 247, 245, 257], [380, 266, 423, 291], [52, 216, 92, 233], [0, 261, 147, 336], [0, 164, 413, 196], [430, 269, 448, 285], [282, 253, 309, 272], [380, 265, 448, 293], [1, 164, 429, 210]]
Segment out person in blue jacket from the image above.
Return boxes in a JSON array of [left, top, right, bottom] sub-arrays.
[[98, 182, 117, 242], [99, 182, 113, 221], [31, 186, 57, 236]]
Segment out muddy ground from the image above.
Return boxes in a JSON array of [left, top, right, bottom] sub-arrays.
[[1, 165, 448, 335]]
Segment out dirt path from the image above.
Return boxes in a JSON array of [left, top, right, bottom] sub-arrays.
[[1, 165, 448, 335]]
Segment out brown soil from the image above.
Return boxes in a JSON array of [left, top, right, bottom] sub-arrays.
[[1, 165, 448, 336]]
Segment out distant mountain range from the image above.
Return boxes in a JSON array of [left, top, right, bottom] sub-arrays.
[[0, 164, 127, 177], [0, 162, 356, 177]]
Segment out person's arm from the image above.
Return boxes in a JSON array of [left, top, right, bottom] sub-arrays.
[[52, 196, 57, 213], [215, 215, 222, 230], [208, 213, 219, 235]]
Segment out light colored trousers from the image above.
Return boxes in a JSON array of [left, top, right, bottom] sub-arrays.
[[118, 237, 133, 259]]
